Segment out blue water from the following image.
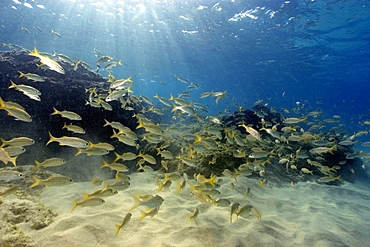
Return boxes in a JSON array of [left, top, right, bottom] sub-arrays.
[[1, 0, 370, 128]]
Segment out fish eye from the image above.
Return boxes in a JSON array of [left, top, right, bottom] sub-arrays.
[[19, 173, 23, 177]]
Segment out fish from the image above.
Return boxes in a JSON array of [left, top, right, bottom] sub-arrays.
[[130, 194, 164, 211], [214, 198, 231, 207], [317, 175, 341, 183], [34, 157, 67, 171], [195, 174, 217, 187], [0, 97, 32, 122], [139, 207, 160, 221], [91, 177, 103, 186], [96, 55, 113, 65], [9, 80, 41, 96], [29, 175, 73, 188], [1, 137, 35, 147], [309, 146, 336, 154], [51, 30, 62, 37], [104, 60, 123, 70], [3, 146, 26, 157], [301, 168, 313, 175], [258, 178, 267, 187], [114, 152, 137, 162], [251, 207, 262, 219], [105, 180, 130, 191], [176, 179, 186, 194], [186, 208, 199, 223], [29, 48, 65, 74], [200, 91, 213, 98], [75, 146, 110, 156], [137, 152, 156, 165], [71, 197, 105, 211], [0, 185, 19, 197], [0, 171, 23, 181], [21, 27, 30, 34], [115, 213, 132, 236], [18, 71, 45, 82], [0, 147, 17, 166], [236, 205, 253, 218], [283, 117, 307, 124], [338, 140, 357, 146], [173, 74, 189, 83], [100, 160, 129, 172], [238, 123, 262, 141], [164, 172, 182, 181], [230, 202, 240, 223], [46, 132, 89, 148], [62, 122, 85, 134], [81, 188, 118, 200], [52, 107, 82, 120]]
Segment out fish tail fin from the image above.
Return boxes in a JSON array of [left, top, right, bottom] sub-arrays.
[[139, 209, 147, 221], [51, 107, 59, 115], [113, 152, 120, 162], [103, 119, 110, 127], [29, 175, 41, 189], [209, 175, 217, 187], [71, 200, 78, 211], [130, 194, 141, 211], [18, 71, 25, 78], [75, 148, 82, 157], [100, 159, 109, 168], [29, 47, 40, 57], [193, 133, 202, 144], [81, 193, 90, 200], [136, 120, 144, 129], [0, 138, 6, 147], [0, 97, 6, 110], [46, 132, 55, 146], [33, 160, 41, 172], [175, 182, 182, 195], [10, 156, 17, 167], [186, 213, 192, 223], [62, 122, 67, 129], [8, 80, 17, 89], [114, 225, 121, 237]]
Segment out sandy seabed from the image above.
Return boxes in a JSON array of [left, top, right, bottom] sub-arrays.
[[3, 170, 370, 247]]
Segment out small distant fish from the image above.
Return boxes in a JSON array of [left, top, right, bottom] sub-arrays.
[[21, 27, 30, 34], [317, 175, 341, 183], [115, 212, 132, 236], [71, 197, 105, 211], [301, 168, 313, 175], [283, 117, 307, 124], [173, 74, 189, 83], [51, 30, 62, 37]]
